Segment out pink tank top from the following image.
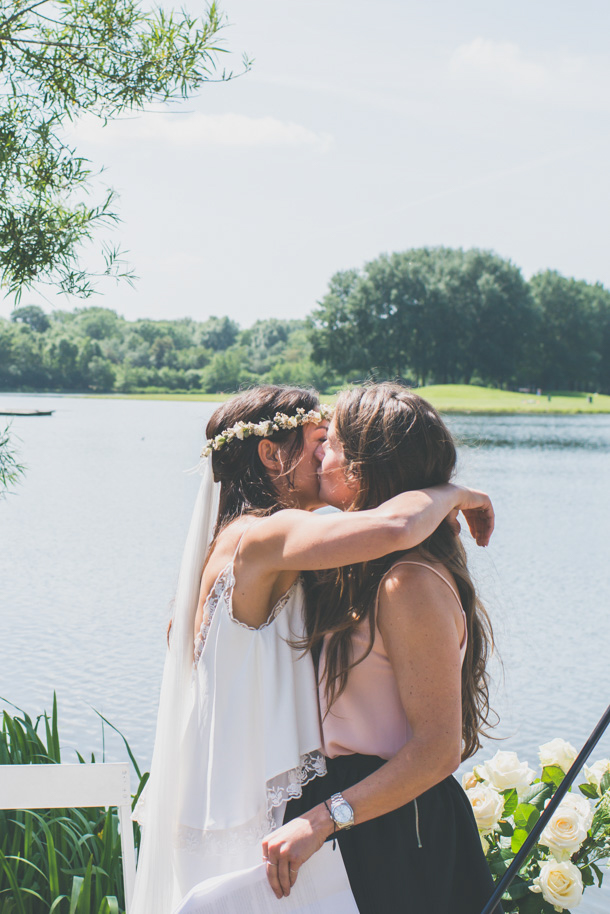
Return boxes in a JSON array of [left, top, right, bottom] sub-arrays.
[[320, 561, 467, 760]]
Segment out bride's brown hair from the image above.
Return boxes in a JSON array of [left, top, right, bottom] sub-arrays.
[[303, 383, 495, 761], [207, 385, 320, 538], [168, 386, 320, 644]]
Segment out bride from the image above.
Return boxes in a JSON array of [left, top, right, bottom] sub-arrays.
[[130, 385, 493, 914]]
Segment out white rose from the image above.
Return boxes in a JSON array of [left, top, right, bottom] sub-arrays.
[[530, 859, 583, 911], [462, 770, 478, 791], [466, 784, 504, 834], [539, 738, 578, 774], [583, 758, 610, 793], [539, 803, 588, 861], [477, 750, 536, 793], [560, 793, 594, 831]]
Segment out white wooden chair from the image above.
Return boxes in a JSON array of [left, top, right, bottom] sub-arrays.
[[0, 763, 136, 912]]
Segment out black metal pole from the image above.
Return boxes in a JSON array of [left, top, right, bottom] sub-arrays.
[[479, 703, 610, 914]]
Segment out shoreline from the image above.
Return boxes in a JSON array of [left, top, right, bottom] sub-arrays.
[[2, 385, 610, 414]]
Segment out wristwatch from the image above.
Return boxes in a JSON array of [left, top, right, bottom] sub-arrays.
[[329, 792, 354, 829]]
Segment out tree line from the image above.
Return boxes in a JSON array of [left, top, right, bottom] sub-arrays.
[[2, 247, 610, 394]]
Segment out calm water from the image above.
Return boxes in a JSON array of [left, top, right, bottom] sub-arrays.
[[1, 395, 609, 911]]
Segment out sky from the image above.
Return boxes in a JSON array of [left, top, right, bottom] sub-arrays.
[[3, 0, 610, 327]]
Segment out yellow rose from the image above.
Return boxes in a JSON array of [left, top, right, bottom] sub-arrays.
[[539, 803, 588, 861], [465, 784, 504, 834], [539, 738, 577, 774], [583, 758, 610, 794], [476, 750, 536, 793], [462, 770, 478, 791], [530, 859, 583, 911]]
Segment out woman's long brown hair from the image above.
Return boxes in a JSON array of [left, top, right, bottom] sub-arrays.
[[302, 383, 495, 761], [168, 386, 320, 643]]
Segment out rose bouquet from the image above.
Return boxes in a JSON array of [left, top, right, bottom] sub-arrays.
[[462, 740, 610, 912]]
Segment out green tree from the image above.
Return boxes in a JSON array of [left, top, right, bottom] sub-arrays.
[[202, 346, 252, 392], [309, 248, 534, 387], [0, 0, 246, 299], [529, 271, 599, 390], [199, 315, 240, 351], [11, 304, 51, 333], [309, 269, 369, 377]]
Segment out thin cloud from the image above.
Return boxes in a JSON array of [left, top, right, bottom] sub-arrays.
[[68, 112, 333, 151], [449, 37, 610, 113], [450, 38, 549, 94]]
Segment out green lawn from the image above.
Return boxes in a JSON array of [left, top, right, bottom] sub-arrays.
[[417, 385, 610, 414], [86, 385, 610, 413]]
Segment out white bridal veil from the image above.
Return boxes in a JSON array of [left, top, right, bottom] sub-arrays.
[[131, 457, 220, 914], [130, 454, 326, 914]]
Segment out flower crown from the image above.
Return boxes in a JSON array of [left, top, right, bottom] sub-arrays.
[[201, 405, 333, 458]]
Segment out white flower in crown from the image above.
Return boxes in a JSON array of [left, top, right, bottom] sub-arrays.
[[201, 405, 332, 457]]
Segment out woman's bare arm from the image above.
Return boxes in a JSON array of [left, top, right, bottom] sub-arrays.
[[245, 483, 493, 574], [262, 563, 465, 898]]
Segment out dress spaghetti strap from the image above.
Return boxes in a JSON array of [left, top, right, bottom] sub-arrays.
[[231, 518, 261, 563], [389, 560, 463, 609], [376, 559, 467, 650]]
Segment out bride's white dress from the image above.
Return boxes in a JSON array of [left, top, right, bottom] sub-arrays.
[[131, 519, 326, 913], [173, 558, 326, 892]]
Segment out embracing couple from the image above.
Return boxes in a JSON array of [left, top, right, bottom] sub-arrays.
[[131, 382, 498, 914]]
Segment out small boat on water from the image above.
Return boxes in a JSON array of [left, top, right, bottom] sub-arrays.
[[0, 409, 55, 417]]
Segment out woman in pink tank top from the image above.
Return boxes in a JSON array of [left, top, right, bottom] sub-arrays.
[[264, 383, 500, 914]]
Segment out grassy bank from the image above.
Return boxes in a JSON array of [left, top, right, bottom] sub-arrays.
[[85, 385, 610, 414], [418, 385, 610, 414]]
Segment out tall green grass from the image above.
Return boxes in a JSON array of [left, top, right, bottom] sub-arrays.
[[0, 696, 148, 914]]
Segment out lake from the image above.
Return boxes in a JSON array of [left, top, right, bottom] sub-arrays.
[[1, 394, 609, 911]]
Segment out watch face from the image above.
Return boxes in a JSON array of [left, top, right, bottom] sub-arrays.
[[333, 802, 353, 826]]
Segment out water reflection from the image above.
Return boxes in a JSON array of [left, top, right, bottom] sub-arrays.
[[450, 414, 610, 450]]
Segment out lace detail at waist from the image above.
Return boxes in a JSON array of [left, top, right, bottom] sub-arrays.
[[173, 749, 326, 855]]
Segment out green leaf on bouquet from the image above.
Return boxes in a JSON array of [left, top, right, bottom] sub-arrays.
[[520, 782, 553, 809], [488, 858, 509, 877], [541, 765, 565, 789], [499, 819, 514, 837], [539, 900, 558, 914], [591, 802, 610, 835], [581, 864, 594, 887], [502, 788, 519, 817], [511, 827, 529, 853], [514, 803, 540, 832], [516, 892, 548, 914], [578, 782, 599, 799], [601, 771, 610, 795], [505, 877, 531, 900], [500, 843, 516, 861], [591, 862, 604, 887]]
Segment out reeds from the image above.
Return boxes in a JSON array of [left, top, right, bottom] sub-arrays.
[[0, 696, 147, 914]]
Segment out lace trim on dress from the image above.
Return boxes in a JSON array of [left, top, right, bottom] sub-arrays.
[[266, 750, 327, 808], [228, 577, 300, 632], [172, 750, 327, 855], [194, 572, 301, 665], [193, 564, 234, 666]]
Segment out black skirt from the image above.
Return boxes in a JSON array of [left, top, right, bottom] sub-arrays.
[[284, 754, 500, 914]]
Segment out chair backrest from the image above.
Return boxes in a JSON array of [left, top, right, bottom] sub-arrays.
[[0, 763, 136, 912]]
